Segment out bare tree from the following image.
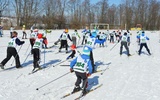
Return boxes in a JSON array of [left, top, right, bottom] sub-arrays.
[[0, 0, 9, 23], [12, 0, 42, 28]]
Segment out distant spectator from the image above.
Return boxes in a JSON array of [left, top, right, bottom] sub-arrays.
[[0, 25, 3, 37], [10, 26, 14, 38]]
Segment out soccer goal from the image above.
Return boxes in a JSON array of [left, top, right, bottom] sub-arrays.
[[90, 23, 109, 30]]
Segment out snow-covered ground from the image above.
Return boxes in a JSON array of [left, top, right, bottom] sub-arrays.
[[0, 29, 160, 100]]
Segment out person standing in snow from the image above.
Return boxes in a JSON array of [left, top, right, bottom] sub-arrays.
[[120, 32, 131, 56], [127, 30, 131, 46], [42, 30, 48, 49], [22, 25, 27, 39], [0, 31, 25, 69], [70, 46, 93, 95], [98, 32, 106, 47], [59, 29, 72, 53], [110, 31, 115, 43], [30, 29, 38, 54], [10, 26, 14, 38], [32, 33, 43, 71], [81, 27, 88, 45], [0, 25, 3, 37], [85, 32, 97, 72], [137, 31, 151, 55], [66, 44, 76, 60], [71, 30, 80, 47]]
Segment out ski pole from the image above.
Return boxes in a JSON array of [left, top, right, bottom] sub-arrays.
[[24, 44, 30, 55], [36, 72, 70, 90], [22, 50, 31, 65], [11, 45, 23, 66], [43, 47, 46, 67], [53, 59, 68, 67], [100, 62, 111, 75], [110, 42, 119, 51], [148, 40, 153, 54]]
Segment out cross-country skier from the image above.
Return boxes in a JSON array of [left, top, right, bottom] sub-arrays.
[[59, 29, 72, 53], [30, 29, 38, 54], [98, 32, 106, 47], [71, 30, 80, 47], [32, 33, 43, 71], [22, 25, 27, 39], [42, 30, 48, 49], [0, 25, 3, 37], [10, 26, 14, 38], [120, 32, 131, 56], [81, 27, 88, 45], [0, 31, 25, 69], [127, 30, 131, 46], [137, 31, 151, 55], [85, 32, 96, 72], [110, 31, 115, 43], [70, 46, 93, 95], [66, 44, 76, 59]]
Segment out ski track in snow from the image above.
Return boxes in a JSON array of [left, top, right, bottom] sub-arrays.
[[0, 30, 160, 100]]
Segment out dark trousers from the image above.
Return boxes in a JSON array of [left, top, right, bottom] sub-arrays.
[[30, 39, 35, 54], [68, 50, 76, 58], [10, 32, 12, 38], [43, 37, 48, 48], [22, 31, 27, 39], [32, 48, 40, 68], [120, 41, 130, 55], [81, 36, 85, 45], [72, 37, 77, 46], [1, 47, 21, 68], [138, 43, 151, 55], [75, 71, 88, 89], [59, 40, 68, 51], [110, 36, 114, 43], [90, 51, 95, 72]]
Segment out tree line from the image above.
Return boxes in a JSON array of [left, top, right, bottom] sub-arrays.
[[1, 0, 160, 30]]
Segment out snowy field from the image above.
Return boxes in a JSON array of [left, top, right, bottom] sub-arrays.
[[0, 29, 160, 100]]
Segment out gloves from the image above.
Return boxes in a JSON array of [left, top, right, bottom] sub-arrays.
[[86, 73, 91, 77], [70, 68, 74, 73]]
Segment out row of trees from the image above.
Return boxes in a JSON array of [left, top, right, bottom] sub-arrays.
[[1, 0, 160, 30]]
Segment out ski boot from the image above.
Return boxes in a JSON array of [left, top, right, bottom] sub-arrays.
[[72, 86, 81, 94], [82, 88, 87, 96], [128, 54, 131, 57], [0, 63, 4, 69]]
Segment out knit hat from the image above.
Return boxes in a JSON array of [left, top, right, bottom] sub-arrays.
[[82, 46, 90, 56], [37, 33, 43, 39]]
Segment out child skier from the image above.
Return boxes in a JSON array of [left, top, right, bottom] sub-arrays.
[[120, 32, 131, 56], [71, 30, 80, 47], [22, 25, 27, 39], [70, 46, 93, 95], [85, 32, 96, 72], [59, 29, 72, 53], [110, 31, 115, 43], [42, 30, 48, 49], [30, 29, 38, 54], [66, 44, 76, 59], [0, 31, 25, 69], [32, 33, 43, 71], [137, 31, 151, 55]]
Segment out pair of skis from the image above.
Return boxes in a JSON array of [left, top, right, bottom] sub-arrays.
[[61, 84, 103, 99]]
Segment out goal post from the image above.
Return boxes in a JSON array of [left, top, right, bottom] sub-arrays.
[[90, 23, 109, 30]]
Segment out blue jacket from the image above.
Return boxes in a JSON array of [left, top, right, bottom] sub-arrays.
[[137, 35, 149, 40], [70, 54, 93, 74]]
